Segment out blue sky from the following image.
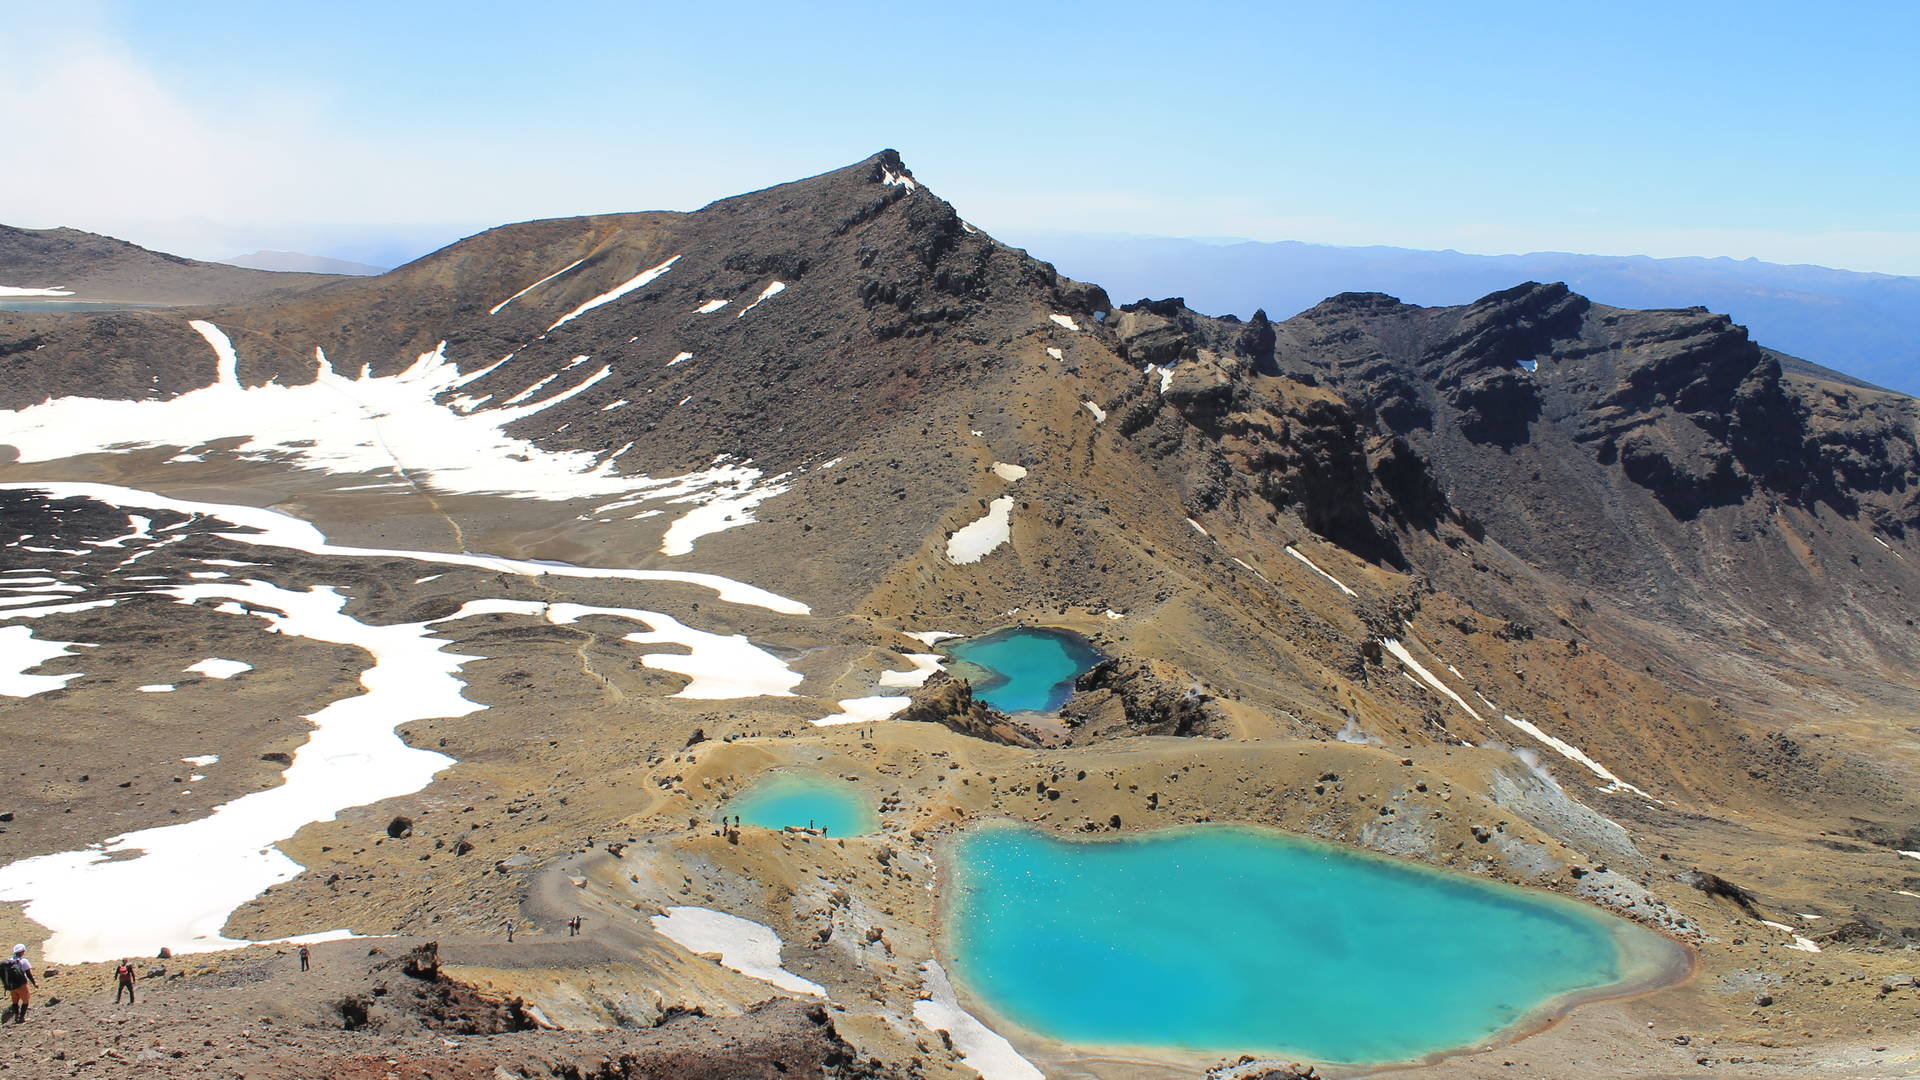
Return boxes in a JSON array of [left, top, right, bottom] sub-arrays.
[[3, 0, 1916, 272]]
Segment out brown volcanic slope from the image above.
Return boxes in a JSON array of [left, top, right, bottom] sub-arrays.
[[0, 223, 346, 306], [2, 152, 1920, 1079]]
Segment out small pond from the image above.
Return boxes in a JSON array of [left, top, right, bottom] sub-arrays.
[[941, 626, 1102, 714], [945, 822, 1684, 1064], [724, 771, 877, 836]]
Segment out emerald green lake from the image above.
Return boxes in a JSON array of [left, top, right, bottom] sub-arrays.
[[725, 772, 876, 836], [942, 627, 1102, 713], [946, 823, 1681, 1064]]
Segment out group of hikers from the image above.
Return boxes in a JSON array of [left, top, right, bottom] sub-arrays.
[[0, 941, 318, 1024], [504, 916, 587, 942]]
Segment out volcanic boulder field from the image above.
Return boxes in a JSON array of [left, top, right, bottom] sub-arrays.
[[1, 153, 1918, 1079]]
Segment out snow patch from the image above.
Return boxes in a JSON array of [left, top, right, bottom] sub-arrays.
[[1082, 401, 1106, 423], [1382, 638, 1486, 724], [694, 299, 729, 314], [913, 960, 1044, 1080], [1048, 314, 1080, 331], [1285, 545, 1357, 596], [434, 600, 799, 699], [948, 496, 1014, 564], [546, 255, 680, 331], [488, 258, 585, 316], [668, 351, 693, 366], [138, 684, 176, 692], [990, 462, 1027, 482], [0, 484, 809, 614], [812, 696, 915, 727], [877, 653, 943, 689], [186, 658, 251, 679], [736, 281, 786, 317], [650, 907, 823, 996], [1045, 347, 1064, 361], [0, 578, 480, 963], [0, 286, 75, 297], [1502, 713, 1653, 800], [0, 625, 84, 697], [904, 631, 959, 645], [87, 515, 153, 549], [879, 167, 919, 191]]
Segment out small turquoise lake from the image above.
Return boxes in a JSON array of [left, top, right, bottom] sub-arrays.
[[725, 772, 877, 836], [946, 823, 1682, 1064], [942, 627, 1102, 713]]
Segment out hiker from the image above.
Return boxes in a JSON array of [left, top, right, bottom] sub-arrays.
[[504, 919, 515, 943], [3, 944, 35, 1023], [298, 945, 310, 972], [567, 915, 580, 937], [114, 959, 136, 1003]]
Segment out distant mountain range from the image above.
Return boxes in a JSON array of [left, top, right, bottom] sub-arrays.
[[218, 249, 387, 276], [1008, 231, 1920, 397]]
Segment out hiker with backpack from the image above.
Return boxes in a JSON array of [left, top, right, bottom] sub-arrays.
[[3, 944, 36, 1023], [114, 959, 136, 1004]]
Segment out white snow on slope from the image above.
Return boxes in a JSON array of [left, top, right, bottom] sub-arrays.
[[1759, 919, 1823, 953], [488, 258, 585, 315], [1381, 638, 1486, 723], [913, 960, 1044, 1080], [990, 462, 1027, 482], [186, 658, 251, 679], [0, 625, 85, 697], [138, 684, 175, 692], [0, 578, 480, 964], [904, 631, 959, 645], [948, 496, 1014, 564], [668, 351, 694, 366], [1502, 712, 1653, 799], [650, 907, 823, 995], [694, 298, 729, 314], [0, 326, 768, 526], [0, 286, 75, 297], [601, 399, 629, 412], [1285, 545, 1357, 596], [736, 281, 786, 317], [1082, 401, 1106, 423], [0, 484, 809, 615], [87, 515, 153, 549], [812, 696, 915, 727], [880, 167, 918, 191], [1049, 314, 1079, 331], [433, 600, 800, 699], [1045, 347, 1063, 361], [546, 255, 680, 331], [877, 653, 943, 688], [188, 319, 240, 385]]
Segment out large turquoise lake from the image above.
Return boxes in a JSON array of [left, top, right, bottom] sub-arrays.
[[942, 627, 1102, 713], [725, 772, 876, 836], [946, 823, 1681, 1064]]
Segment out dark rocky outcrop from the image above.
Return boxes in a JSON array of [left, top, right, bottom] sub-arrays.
[[895, 673, 1044, 747], [1060, 658, 1215, 743]]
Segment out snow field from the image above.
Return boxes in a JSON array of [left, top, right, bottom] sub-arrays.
[[650, 907, 823, 995]]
